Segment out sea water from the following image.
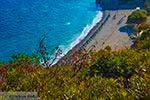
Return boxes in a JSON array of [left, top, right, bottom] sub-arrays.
[[0, 0, 102, 62]]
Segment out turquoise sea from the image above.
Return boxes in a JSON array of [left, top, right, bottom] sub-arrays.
[[0, 0, 102, 62]]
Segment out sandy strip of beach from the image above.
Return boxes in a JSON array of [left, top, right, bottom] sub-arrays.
[[85, 10, 134, 51], [56, 9, 134, 65]]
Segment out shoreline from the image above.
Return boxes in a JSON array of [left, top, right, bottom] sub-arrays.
[[56, 10, 110, 65], [85, 10, 133, 51], [56, 9, 134, 66], [70, 11, 110, 50]]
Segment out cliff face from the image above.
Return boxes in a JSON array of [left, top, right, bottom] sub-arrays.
[[96, 0, 144, 4], [96, 0, 144, 9]]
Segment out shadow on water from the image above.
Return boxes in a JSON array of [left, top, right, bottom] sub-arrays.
[[101, 5, 144, 11], [119, 25, 134, 37], [98, 1, 144, 11], [87, 2, 102, 11]]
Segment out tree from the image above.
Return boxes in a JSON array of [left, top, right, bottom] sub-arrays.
[[127, 10, 147, 24], [144, 0, 150, 15], [38, 35, 63, 67]]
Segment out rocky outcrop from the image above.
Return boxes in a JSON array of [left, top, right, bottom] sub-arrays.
[[96, 0, 144, 9]]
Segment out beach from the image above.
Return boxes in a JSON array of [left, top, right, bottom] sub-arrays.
[[86, 10, 134, 51], [57, 9, 134, 65]]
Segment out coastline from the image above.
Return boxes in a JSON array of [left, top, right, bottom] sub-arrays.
[[70, 11, 110, 50], [56, 10, 110, 65], [56, 9, 134, 65], [85, 10, 133, 51]]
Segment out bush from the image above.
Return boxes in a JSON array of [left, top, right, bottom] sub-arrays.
[[127, 10, 147, 24], [145, 0, 150, 15]]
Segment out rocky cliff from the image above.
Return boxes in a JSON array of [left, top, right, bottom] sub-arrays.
[[96, 0, 144, 9]]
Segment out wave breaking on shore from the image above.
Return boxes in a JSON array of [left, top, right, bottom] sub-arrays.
[[69, 11, 103, 50], [50, 11, 103, 65]]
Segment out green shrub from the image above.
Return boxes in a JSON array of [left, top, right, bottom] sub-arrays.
[[145, 0, 150, 15], [127, 10, 147, 24]]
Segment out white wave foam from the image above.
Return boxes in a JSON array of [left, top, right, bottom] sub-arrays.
[[66, 22, 71, 25], [51, 11, 103, 65], [69, 11, 103, 50]]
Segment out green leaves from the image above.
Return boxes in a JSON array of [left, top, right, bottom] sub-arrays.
[[145, 0, 150, 15], [127, 10, 148, 24]]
